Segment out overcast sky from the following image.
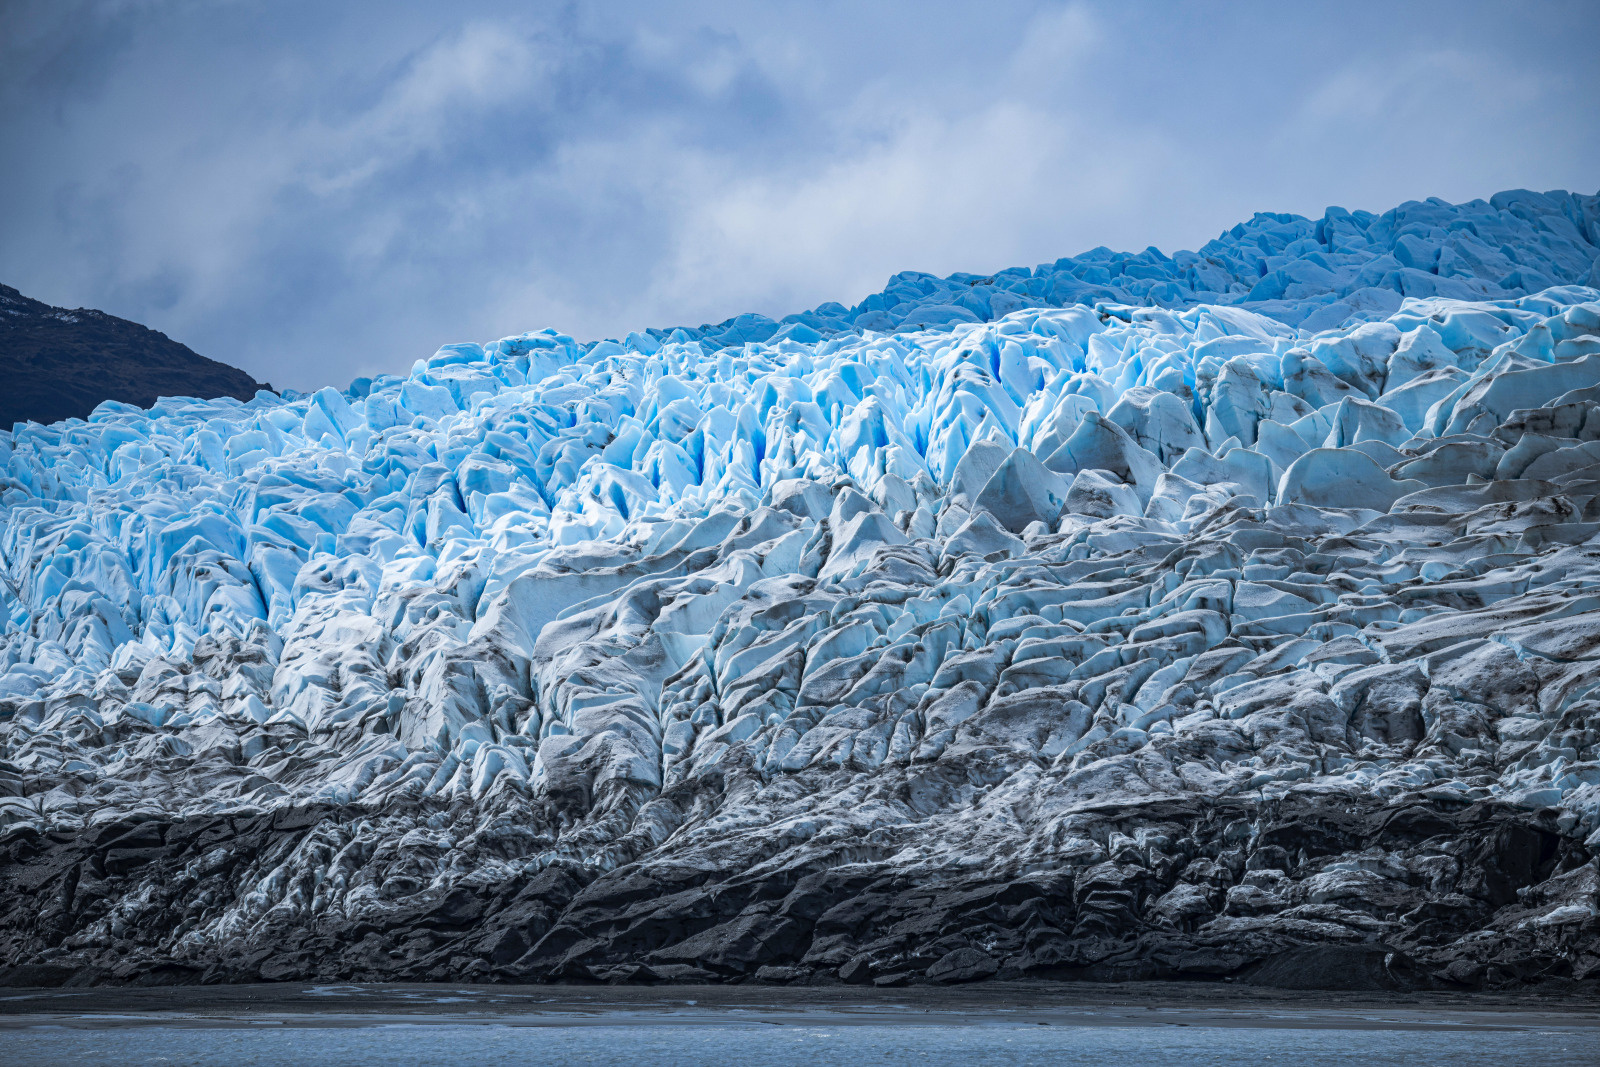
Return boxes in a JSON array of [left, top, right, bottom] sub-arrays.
[[3, 0, 1597, 391]]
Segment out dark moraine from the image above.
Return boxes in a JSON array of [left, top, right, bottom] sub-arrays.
[[0, 782, 1594, 991]]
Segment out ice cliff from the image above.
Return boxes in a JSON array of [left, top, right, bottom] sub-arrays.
[[3, 189, 1600, 990]]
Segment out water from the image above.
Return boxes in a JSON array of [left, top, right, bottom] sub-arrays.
[[4, 1022, 1597, 1067], [5, 984, 1595, 1065]]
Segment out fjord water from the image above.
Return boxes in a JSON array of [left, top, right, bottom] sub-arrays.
[[3, 986, 1597, 1067], [5, 1020, 1599, 1066]]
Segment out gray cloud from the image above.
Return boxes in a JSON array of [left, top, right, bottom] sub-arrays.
[[2, 0, 1597, 391]]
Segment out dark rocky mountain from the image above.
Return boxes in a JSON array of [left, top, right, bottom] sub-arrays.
[[0, 283, 269, 429]]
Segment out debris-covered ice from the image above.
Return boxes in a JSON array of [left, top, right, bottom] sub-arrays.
[[3, 189, 1600, 989]]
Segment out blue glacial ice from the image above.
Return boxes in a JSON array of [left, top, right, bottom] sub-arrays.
[[2, 189, 1600, 986]]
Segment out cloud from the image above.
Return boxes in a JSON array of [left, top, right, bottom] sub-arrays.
[[305, 21, 548, 196], [0, 1, 1596, 392], [1258, 46, 1572, 215], [641, 101, 1177, 328], [1295, 49, 1542, 128], [1007, 1, 1102, 93]]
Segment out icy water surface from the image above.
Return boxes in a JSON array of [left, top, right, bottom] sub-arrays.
[[5, 1021, 1600, 1066], [4, 985, 1597, 1066]]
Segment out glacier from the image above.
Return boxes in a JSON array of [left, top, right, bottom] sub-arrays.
[[3, 189, 1600, 990]]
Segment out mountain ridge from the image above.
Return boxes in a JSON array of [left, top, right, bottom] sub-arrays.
[[0, 283, 269, 430]]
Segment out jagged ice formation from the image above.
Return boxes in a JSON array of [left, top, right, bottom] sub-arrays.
[[3, 189, 1600, 990]]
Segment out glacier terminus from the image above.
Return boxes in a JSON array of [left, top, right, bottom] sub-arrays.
[[3, 189, 1600, 991]]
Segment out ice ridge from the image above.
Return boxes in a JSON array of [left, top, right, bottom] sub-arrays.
[[2, 189, 1600, 989], [648, 188, 1600, 348]]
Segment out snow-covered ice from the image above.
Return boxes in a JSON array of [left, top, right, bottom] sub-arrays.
[[3, 189, 1600, 989]]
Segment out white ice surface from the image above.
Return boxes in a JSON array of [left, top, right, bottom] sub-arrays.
[[3, 188, 1600, 911]]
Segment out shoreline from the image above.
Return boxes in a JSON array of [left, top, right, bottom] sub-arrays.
[[2, 981, 1598, 1032]]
